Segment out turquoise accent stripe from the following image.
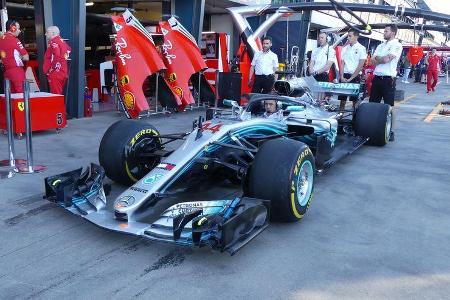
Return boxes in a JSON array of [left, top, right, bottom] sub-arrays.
[[161, 124, 287, 192]]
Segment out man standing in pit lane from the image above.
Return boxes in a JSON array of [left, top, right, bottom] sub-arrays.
[[43, 26, 71, 95], [309, 32, 336, 83], [248, 36, 279, 94], [370, 24, 403, 142], [338, 29, 367, 110], [0, 19, 29, 93], [425, 48, 440, 93]]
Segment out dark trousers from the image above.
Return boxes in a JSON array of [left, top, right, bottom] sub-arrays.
[[252, 74, 275, 94], [313, 72, 329, 82], [314, 72, 331, 97], [369, 76, 396, 106], [338, 73, 361, 102]]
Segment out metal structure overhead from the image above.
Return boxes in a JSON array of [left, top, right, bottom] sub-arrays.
[[345, 23, 450, 34], [265, 2, 450, 24]]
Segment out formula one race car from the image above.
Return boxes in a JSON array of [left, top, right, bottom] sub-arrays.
[[44, 78, 392, 255]]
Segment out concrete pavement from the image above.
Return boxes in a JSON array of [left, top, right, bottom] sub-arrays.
[[0, 81, 449, 299]]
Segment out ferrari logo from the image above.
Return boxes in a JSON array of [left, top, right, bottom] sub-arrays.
[[120, 75, 130, 87], [168, 73, 177, 83], [17, 102, 24, 112]]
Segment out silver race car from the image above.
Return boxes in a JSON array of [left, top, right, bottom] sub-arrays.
[[44, 78, 392, 255]]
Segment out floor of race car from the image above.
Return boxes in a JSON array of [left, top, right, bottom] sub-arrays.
[[1, 81, 450, 299]]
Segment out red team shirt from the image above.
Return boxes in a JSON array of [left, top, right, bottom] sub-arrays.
[[0, 32, 28, 81], [427, 54, 440, 72], [43, 36, 71, 78]]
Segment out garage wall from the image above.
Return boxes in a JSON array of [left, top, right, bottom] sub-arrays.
[[210, 14, 234, 59]]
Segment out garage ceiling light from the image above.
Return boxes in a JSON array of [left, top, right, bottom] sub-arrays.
[[86, 2, 94, 6]]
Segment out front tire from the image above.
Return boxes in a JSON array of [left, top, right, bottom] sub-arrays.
[[99, 120, 162, 186], [246, 139, 315, 222]]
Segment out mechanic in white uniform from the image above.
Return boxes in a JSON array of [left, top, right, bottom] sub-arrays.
[[309, 32, 336, 83], [338, 29, 367, 110], [248, 36, 279, 94], [370, 24, 403, 141]]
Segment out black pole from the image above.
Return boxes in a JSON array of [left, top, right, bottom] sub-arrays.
[[162, 0, 171, 16], [297, 0, 312, 77], [192, 0, 205, 44], [34, 0, 49, 92]]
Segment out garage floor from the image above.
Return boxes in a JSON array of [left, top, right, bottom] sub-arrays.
[[1, 80, 450, 299]]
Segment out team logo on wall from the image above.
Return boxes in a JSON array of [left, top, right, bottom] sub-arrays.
[[17, 102, 24, 112], [168, 73, 177, 83], [120, 75, 130, 87], [173, 86, 183, 98], [123, 91, 135, 110]]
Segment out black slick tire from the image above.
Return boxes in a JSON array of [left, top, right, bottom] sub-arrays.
[[99, 120, 161, 186], [246, 138, 315, 222], [355, 102, 392, 146]]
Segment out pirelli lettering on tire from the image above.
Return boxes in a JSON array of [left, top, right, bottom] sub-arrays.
[[290, 147, 314, 219], [293, 148, 313, 176], [129, 129, 159, 147]]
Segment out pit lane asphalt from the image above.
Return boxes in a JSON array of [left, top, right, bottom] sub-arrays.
[[1, 81, 449, 299]]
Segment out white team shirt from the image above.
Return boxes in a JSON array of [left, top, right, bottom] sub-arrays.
[[373, 39, 403, 77], [311, 45, 336, 73], [251, 50, 278, 75], [342, 42, 367, 74]]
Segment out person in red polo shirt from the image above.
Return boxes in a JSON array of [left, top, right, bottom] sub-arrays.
[[425, 48, 440, 93], [0, 19, 29, 93], [43, 26, 71, 95]]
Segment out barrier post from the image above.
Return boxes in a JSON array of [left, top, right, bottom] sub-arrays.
[[155, 72, 159, 114], [0, 80, 16, 179], [197, 71, 202, 107], [214, 70, 220, 108], [18, 81, 46, 174]]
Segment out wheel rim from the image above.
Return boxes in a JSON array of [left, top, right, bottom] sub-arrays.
[[296, 160, 314, 207], [125, 136, 160, 182], [385, 111, 393, 142]]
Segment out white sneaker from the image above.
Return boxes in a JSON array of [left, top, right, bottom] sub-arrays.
[[403, 80, 410, 84]]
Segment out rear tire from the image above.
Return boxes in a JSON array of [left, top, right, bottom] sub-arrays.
[[99, 120, 162, 186], [246, 139, 315, 222], [355, 102, 392, 146]]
